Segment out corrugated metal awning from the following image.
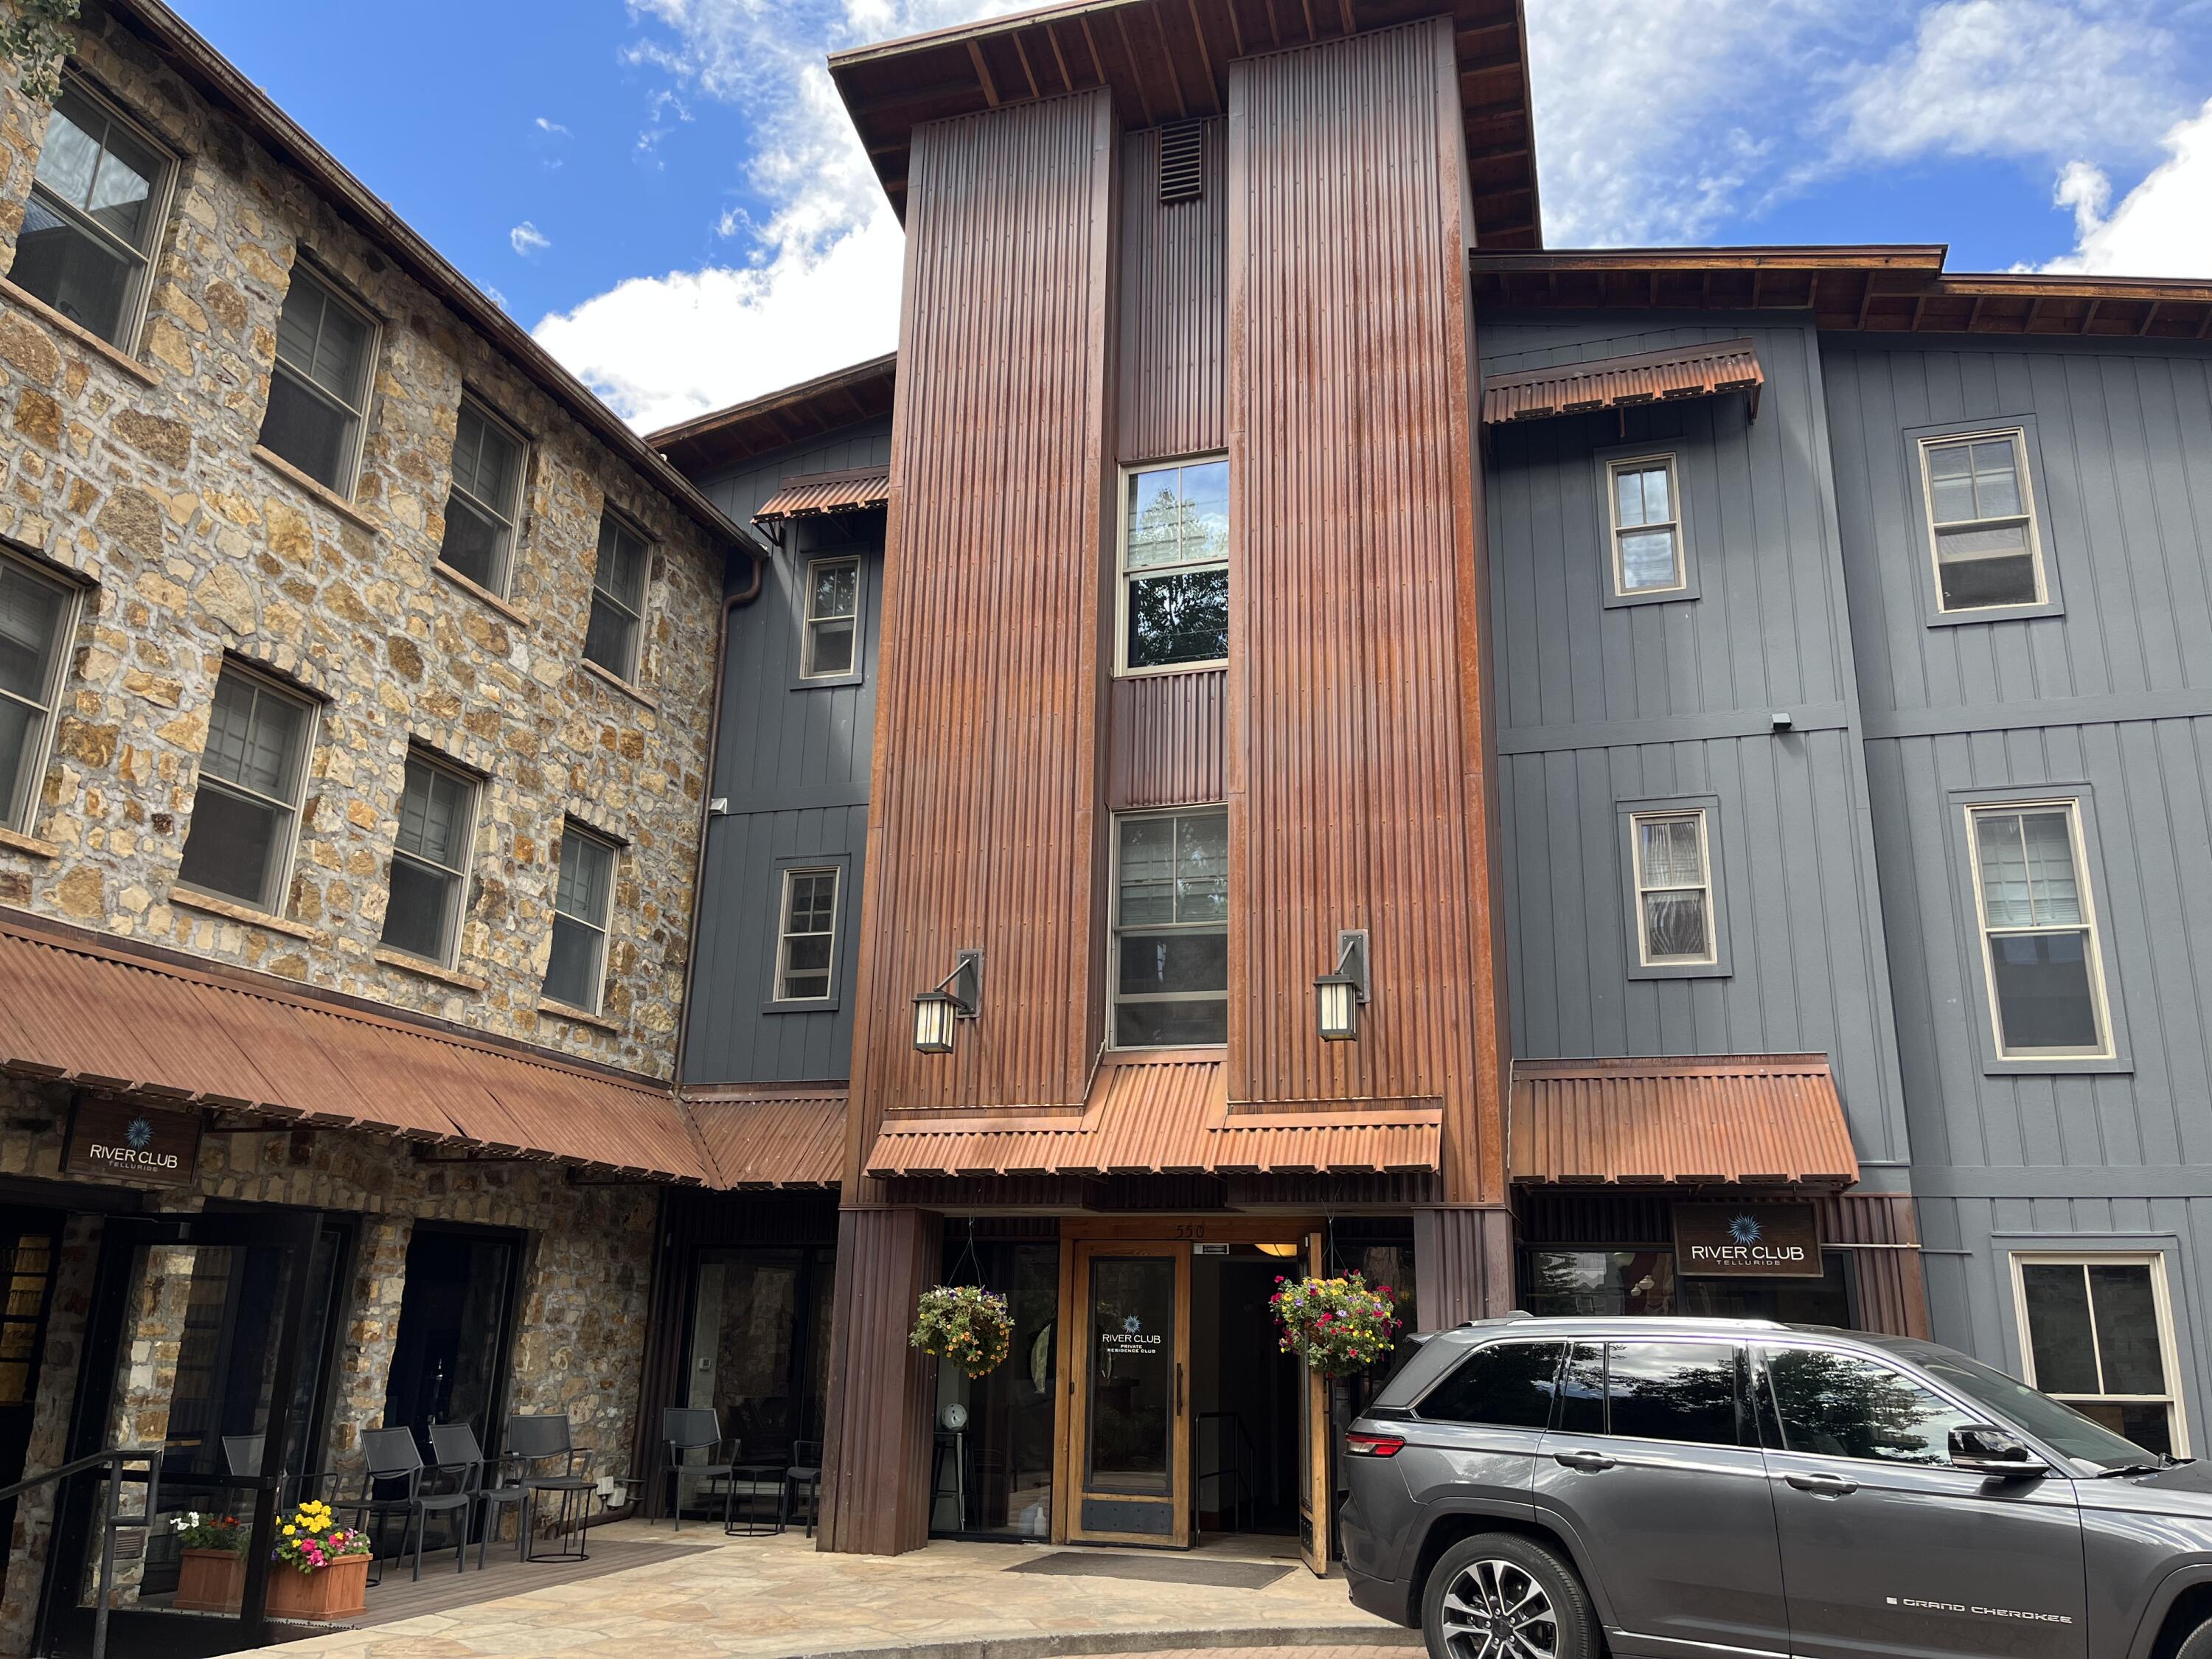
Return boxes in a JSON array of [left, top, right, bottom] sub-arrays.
[[865, 1057, 1442, 1177], [0, 913, 713, 1183], [686, 1092, 845, 1187], [752, 465, 891, 524], [1482, 338, 1764, 425], [1509, 1054, 1858, 1186]]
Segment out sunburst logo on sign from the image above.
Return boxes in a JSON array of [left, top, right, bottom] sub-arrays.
[[1728, 1214, 1762, 1247], [126, 1116, 154, 1152]]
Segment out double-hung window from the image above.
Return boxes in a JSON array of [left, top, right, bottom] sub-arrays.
[[0, 553, 76, 835], [7, 83, 171, 347], [1630, 809, 1714, 966], [801, 557, 860, 679], [585, 512, 650, 681], [1119, 458, 1228, 671], [1965, 801, 2111, 1058], [176, 664, 314, 913], [439, 399, 526, 595], [381, 752, 476, 966], [1607, 456, 1684, 597], [260, 265, 376, 495], [1111, 807, 1227, 1046], [773, 866, 841, 1002], [1921, 431, 2044, 612], [543, 821, 616, 1012], [2013, 1255, 2185, 1455]]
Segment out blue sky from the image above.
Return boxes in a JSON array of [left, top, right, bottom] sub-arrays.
[[176, 0, 2212, 433]]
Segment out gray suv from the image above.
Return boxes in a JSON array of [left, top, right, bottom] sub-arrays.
[[1339, 1315, 2212, 1659]]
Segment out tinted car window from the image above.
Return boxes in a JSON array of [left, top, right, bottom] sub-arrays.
[[1559, 1341, 1604, 1434], [1606, 1342, 1741, 1445], [1419, 1342, 1565, 1428], [1764, 1346, 1978, 1466]]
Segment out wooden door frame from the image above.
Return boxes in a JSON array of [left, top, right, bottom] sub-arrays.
[[1062, 1240, 1191, 1546], [1299, 1227, 1330, 1573]]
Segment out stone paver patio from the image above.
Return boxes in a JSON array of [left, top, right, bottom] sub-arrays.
[[265, 1524, 1417, 1659]]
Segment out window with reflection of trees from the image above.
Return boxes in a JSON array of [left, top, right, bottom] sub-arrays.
[[1762, 1346, 1975, 1465], [1121, 459, 1228, 670]]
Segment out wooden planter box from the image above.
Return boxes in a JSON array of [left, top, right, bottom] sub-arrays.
[[173, 1548, 245, 1613], [264, 1554, 369, 1621]]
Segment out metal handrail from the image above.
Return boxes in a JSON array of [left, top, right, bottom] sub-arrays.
[[0, 1446, 161, 1659]]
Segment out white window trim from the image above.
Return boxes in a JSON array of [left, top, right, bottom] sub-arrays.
[[799, 554, 861, 681], [548, 819, 618, 1012], [1919, 428, 2047, 614], [1963, 798, 2115, 1060], [1605, 453, 1687, 599], [1629, 807, 1716, 967], [386, 750, 479, 969], [0, 549, 80, 836], [1108, 804, 1228, 1050], [2008, 1251, 2189, 1457], [24, 78, 177, 354], [1115, 453, 1229, 678], [442, 394, 530, 597], [773, 865, 841, 1004], [587, 509, 653, 683], [268, 261, 380, 499], [176, 662, 320, 916]]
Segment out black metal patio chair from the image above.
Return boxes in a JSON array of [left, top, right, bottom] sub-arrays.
[[428, 1420, 528, 1569], [505, 1413, 597, 1563], [335, 1427, 472, 1582], [660, 1407, 737, 1533]]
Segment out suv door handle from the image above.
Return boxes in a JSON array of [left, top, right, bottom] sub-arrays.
[[1785, 1472, 1859, 1496], [1554, 1450, 1616, 1472]]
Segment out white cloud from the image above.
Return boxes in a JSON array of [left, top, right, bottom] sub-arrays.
[[2039, 97, 2212, 274], [535, 116, 570, 136], [1833, 0, 2181, 166], [509, 221, 552, 257]]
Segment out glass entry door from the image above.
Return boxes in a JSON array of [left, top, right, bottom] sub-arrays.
[[41, 1208, 326, 1658], [1068, 1242, 1189, 1545]]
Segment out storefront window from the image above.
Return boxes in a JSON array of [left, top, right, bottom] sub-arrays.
[[684, 1247, 835, 1466], [1525, 1248, 1850, 1326], [930, 1240, 1058, 1539]]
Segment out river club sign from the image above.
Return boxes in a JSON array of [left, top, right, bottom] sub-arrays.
[[66, 1097, 201, 1188], [1673, 1203, 1823, 1278]]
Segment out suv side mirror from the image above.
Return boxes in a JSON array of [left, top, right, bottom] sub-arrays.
[[1950, 1423, 2044, 1478]]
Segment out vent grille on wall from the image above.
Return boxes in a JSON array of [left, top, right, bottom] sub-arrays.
[[1158, 121, 1204, 204]]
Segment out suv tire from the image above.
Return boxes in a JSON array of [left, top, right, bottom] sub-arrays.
[[2179, 1619, 2212, 1659], [1421, 1531, 1595, 1659]]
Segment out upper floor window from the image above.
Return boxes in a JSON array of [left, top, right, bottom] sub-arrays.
[[773, 866, 841, 1003], [543, 821, 616, 1012], [0, 552, 78, 835], [801, 556, 860, 680], [1921, 431, 2044, 612], [1630, 808, 1714, 967], [176, 664, 315, 913], [260, 265, 376, 495], [585, 512, 650, 681], [439, 398, 526, 596], [1111, 806, 1227, 1047], [2012, 1255, 2184, 1456], [1964, 801, 2111, 1060], [8, 83, 171, 348], [381, 751, 476, 967], [1120, 458, 1228, 672], [1607, 456, 1684, 597]]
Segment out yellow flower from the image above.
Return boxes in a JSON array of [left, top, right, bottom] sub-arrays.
[[282, 1525, 296, 1537]]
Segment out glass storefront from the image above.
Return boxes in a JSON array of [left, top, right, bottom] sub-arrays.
[[684, 1245, 836, 1467], [1525, 1246, 1851, 1326], [929, 1239, 1058, 1540]]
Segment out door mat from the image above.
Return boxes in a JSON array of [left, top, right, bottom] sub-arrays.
[[1004, 1551, 1294, 1590]]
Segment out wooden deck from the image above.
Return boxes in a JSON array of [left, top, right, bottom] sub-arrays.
[[271, 1534, 714, 1634]]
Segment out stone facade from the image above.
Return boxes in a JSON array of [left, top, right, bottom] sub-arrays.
[[0, 7, 726, 1076]]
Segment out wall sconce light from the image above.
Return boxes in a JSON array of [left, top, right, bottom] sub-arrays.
[[913, 950, 982, 1054], [1314, 929, 1369, 1042]]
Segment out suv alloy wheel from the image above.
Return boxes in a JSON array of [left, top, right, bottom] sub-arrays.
[[1422, 1531, 1595, 1659]]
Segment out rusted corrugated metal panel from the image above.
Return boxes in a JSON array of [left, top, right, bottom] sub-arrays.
[[1481, 338, 1764, 424], [752, 466, 892, 524], [1508, 1054, 1860, 1186], [686, 1093, 846, 1187], [866, 1057, 1441, 1175], [1225, 21, 1509, 1208], [1116, 119, 1225, 462], [1413, 1208, 1516, 1327], [1108, 667, 1225, 808], [0, 912, 713, 1181], [819, 1205, 941, 1554], [843, 89, 1118, 1182]]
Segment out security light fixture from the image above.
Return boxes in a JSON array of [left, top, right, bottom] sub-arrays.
[[1315, 929, 1370, 1043], [913, 950, 982, 1054]]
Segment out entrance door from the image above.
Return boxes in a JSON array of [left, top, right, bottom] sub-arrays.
[[1298, 1229, 1329, 1573], [40, 1208, 329, 1659], [1068, 1242, 1189, 1545], [383, 1225, 521, 1448]]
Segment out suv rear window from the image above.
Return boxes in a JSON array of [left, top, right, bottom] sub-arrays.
[[1417, 1341, 1565, 1427]]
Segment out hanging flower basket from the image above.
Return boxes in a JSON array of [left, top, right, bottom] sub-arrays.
[[911, 1283, 1014, 1377], [1270, 1270, 1402, 1377]]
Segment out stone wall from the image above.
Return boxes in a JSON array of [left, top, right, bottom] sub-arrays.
[[0, 7, 723, 1077]]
